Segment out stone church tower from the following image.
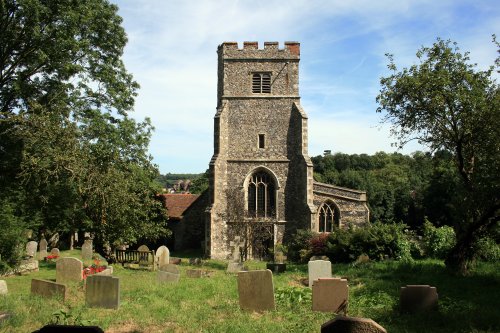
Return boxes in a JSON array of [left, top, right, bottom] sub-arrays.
[[205, 42, 369, 260]]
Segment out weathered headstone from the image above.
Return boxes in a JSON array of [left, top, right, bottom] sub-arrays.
[[400, 285, 438, 313], [50, 248, 60, 256], [0, 280, 7, 295], [39, 238, 48, 260], [321, 316, 387, 333], [186, 269, 213, 278], [227, 262, 247, 273], [82, 239, 93, 261], [56, 257, 83, 283], [237, 269, 275, 312], [96, 266, 113, 276], [26, 241, 38, 258], [308, 260, 332, 287], [157, 264, 180, 283], [137, 245, 149, 252], [188, 257, 202, 266], [31, 279, 67, 300], [155, 245, 170, 268], [312, 278, 349, 314], [86, 275, 120, 309], [229, 236, 244, 262]]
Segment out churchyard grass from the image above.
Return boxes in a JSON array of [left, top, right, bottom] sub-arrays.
[[0, 250, 499, 332]]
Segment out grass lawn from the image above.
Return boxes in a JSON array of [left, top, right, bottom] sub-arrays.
[[0, 250, 499, 333]]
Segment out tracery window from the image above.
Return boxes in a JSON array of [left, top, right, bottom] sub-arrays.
[[252, 73, 271, 93], [247, 171, 275, 218], [318, 202, 336, 232]]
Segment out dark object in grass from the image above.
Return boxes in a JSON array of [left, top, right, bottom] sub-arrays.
[[400, 285, 438, 313], [33, 325, 104, 333], [321, 316, 387, 333], [266, 263, 286, 273]]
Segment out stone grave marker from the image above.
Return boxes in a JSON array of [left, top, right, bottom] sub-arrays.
[[39, 238, 48, 260], [186, 269, 213, 278], [50, 248, 60, 256], [86, 275, 120, 309], [158, 264, 180, 283], [82, 239, 93, 261], [308, 260, 332, 287], [137, 245, 149, 252], [96, 266, 113, 276], [189, 257, 202, 266], [400, 285, 438, 313], [237, 269, 275, 312], [155, 245, 170, 268], [56, 257, 83, 284], [31, 279, 67, 300], [26, 241, 38, 258], [227, 236, 247, 273], [321, 316, 387, 333], [0, 280, 7, 295], [312, 278, 349, 313]]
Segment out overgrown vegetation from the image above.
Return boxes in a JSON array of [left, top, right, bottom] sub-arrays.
[[0, 250, 498, 333]]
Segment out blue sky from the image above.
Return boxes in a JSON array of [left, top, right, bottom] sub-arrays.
[[112, 0, 498, 174]]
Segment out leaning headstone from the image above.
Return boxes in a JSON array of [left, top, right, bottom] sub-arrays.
[[0, 280, 7, 295], [31, 279, 67, 300], [155, 246, 170, 268], [39, 238, 48, 260], [312, 278, 349, 314], [50, 248, 60, 256], [237, 269, 275, 312], [157, 264, 180, 283], [308, 260, 332, 287], [26, 241, 38, 258], [400, 285, 438, 313], [86, 275, 120, 309], [56, 257, 83, 284], [321, 316, 387, 333], [82, 239, 93, 261]]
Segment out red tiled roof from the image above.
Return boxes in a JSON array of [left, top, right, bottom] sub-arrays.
[[160, 194, 200, 220]]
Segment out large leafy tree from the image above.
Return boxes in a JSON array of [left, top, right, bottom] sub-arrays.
[[0, 0, 168, 259], [376, 38, 500, 274]]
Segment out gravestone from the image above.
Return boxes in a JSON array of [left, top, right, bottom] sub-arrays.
[[86, 275, 120, 309], [400, 285, 438, 313], [308, 260, 332, 287], [157, 264, 180, 283], [237, 269, 275, 312], [312, 278, 349, 314], [96, 266, 113, 276], [229, 236, 244, 262], [189, 257, 202, 266], [31, 279, 67, 300], [26, 241, 38, 258], [186, 269, 213, 278], [170, 257, 182, 265], [56, 257, 83, 283], [39, 238, 48, 260], [82, 239, 93, 261], [155, 246, 170, 268], [50, 248, 60, 256], [137, 245, 149, 252], [0, 280, 7, 295], [321, 316, 387, 333]]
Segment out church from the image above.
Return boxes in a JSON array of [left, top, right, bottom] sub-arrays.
[[204, 42, 369, 260]]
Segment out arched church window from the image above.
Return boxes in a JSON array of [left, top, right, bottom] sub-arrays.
[[318, 202, 337, 232], [252, 73, 271, 93], [247, 171, 275, 218]]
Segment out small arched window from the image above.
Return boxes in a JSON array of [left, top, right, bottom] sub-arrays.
[[318, 202, 338, 232], [248, 171, 275, 218]]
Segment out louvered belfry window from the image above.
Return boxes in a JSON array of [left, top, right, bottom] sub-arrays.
[[252, 73, 271, 93]]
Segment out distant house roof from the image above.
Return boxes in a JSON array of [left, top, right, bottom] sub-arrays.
[[160, 194, 200, 220]]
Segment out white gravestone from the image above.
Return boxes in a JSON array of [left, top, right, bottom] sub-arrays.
[[308, 260, 332, 288]]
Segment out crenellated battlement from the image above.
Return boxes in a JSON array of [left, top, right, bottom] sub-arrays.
[[219, 41, 300, 58]]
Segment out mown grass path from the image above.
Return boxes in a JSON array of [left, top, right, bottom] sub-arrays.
[[1, 251, 499, 332]]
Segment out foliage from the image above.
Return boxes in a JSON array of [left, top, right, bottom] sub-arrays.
[[285, 229, 314, 263], [0, 0, 169, 256], [475, 237, 500, 261], [376, 37, 500, 274], [422, 220, 456, 259], [275, 286, 311, 307], [309, 233, 329, 255], [189, 170, 209, 194]]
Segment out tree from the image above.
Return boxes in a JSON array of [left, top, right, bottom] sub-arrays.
[[377, 38, 500, 274], [0, 0, 169, 260]]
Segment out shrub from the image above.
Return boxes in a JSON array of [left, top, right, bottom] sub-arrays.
[[309, 233, 329, 255], [422, 220, 456, 259], [0, 200, 30, 273], [476, 237, 500, 261], [286, 229, 314, 263]]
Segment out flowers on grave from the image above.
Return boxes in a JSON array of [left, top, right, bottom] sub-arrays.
[[45, 254, 59, 263], [82, 258, 107, 279]]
